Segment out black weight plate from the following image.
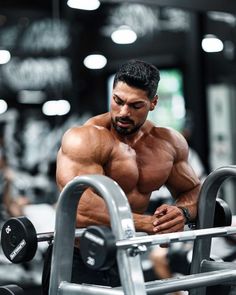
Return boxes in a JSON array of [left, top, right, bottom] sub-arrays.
[[214, 198, 232, 227], [0, 285, 24, 295], [1, 217, 37, 263], [80, 226, 116, 270]]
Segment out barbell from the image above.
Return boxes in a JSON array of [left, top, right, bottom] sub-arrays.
[[0, 216, 85, 263], [0, 198, 232, 267]]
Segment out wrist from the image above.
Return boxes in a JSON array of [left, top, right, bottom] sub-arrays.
[[177, 206, 192, 224], [177, 206, 196, 229]]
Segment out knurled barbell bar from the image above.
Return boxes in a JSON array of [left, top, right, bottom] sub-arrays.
[[0, 216, 85, 263]]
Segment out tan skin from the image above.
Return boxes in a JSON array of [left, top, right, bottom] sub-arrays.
[[56, 82, 200, 236]]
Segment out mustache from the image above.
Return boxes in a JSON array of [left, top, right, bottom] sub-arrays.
[[116, 117, 134, 124]]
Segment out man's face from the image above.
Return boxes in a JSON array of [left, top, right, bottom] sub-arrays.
[[110, 82, 157, 135]]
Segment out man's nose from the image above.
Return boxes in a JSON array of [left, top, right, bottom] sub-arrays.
[[120, 104, 130, 116]]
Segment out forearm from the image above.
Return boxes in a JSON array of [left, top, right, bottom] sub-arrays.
[[133, 212, 155, 235], [77, 200, 155, 236], [77, 208, 155, 235], [174, 184, 201, 221], [76, 209, 110, 228], [76, 188, 157, 233]]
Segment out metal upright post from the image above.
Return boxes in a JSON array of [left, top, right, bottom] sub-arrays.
[[189, 165, 236, 295], [48, 174, 146, 295]]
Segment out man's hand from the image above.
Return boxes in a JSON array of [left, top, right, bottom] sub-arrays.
[[152, 204, 186, 234]]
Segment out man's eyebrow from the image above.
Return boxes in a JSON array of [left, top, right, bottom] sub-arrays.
[[113, 94, 145, 104], [113, 94, 123, 100]]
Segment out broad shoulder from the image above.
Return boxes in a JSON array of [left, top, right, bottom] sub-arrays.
[[152, 125, 187, 144], [148, 124, 189, 158], [61, 123, 114, 163]]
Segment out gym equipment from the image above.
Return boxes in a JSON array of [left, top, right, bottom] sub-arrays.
[[48, 174, 146, 295], [0, 216, 85, 263], [79, 224, 236, 270], [0, 285, 24, 295], [79, 197, 232, 270], [80, 225, 116, 270], [2, 166, 236, 295], [0, 195, 231, 265], [1, 216, 37, 263], [45, 168, 236, 295], [213, 197, 232, 227]]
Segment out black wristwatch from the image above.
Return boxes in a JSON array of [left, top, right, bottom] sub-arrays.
[[177, 206, 192, 225]]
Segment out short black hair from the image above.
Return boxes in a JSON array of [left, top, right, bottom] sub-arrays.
[[113, 59, 160, 100]]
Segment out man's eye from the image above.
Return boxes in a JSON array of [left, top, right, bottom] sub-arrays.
[[114, 98, 123, 105], [132, 104, 143, 109]]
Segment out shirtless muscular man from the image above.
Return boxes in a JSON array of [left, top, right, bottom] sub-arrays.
[[42, 59, 200, 293]]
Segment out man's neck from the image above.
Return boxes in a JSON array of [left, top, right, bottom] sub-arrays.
[[110, 125, 145, 147]]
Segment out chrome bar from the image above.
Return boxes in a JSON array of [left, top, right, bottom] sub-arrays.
[[145, 269, 236, 294], [58, 269, 236, 295], [116, 226, 236, 249]]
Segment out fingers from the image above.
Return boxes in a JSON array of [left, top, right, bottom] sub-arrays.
[[154, 222, 183, 234], [154, 204, 168, 216], [152, 205, 185, 234]]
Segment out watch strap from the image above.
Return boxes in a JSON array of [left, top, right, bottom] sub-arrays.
[[177, 206, 191, 224]]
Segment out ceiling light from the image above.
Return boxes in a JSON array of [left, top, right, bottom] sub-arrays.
[[201, 34, 224, 53], [111, 26, 137, 44], [207, 11, 236, 26], [0, 99, 8, 114], [67, 0, 100, 11], [83, 54, 107, 70], [42, 100, 71, 116], [0, 50, 11, 64]]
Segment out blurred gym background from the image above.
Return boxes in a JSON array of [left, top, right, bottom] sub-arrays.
[[1, 0, 236, 293]]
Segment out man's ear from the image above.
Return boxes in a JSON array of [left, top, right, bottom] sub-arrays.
[[150, 95, 158, 111]]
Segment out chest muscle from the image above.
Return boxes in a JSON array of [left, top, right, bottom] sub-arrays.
[[104, 142, 173, 194]]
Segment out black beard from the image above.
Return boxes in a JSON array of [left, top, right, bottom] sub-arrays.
[[111, 117, 142, 135]]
